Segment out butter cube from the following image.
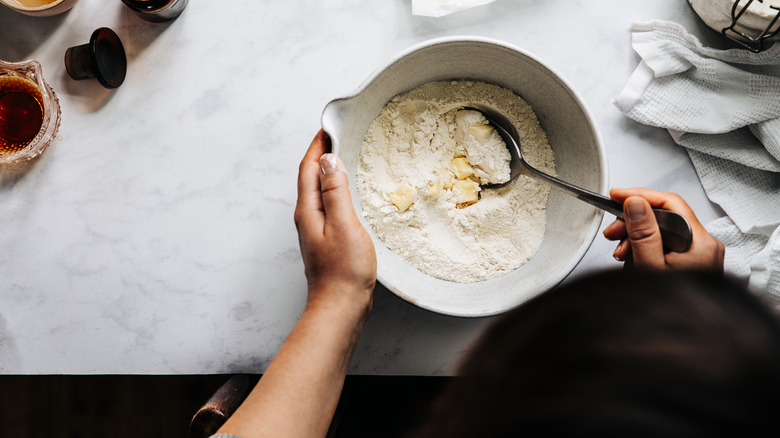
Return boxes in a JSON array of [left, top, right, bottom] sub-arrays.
[[451, 179, 480, 206], [427, 177, 443, 198], [442, 173, 454, 189], [388, 182, 417, 212], [469, 124, 494, 142], [449, 157, 475, 180]]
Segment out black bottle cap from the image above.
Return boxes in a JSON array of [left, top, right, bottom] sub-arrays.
[[65, 28, 127, 89]]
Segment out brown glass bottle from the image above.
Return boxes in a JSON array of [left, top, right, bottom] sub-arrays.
[[121, 0, 188, 23]]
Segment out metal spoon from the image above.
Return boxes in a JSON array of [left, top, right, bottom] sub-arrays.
[[466, 105, 693, 253]]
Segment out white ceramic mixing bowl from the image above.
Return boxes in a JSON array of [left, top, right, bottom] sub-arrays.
[[321, 36, 607, 317]]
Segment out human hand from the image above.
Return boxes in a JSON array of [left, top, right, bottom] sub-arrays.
[[294, 130, 377, 316], [603, 188, 724, 272]]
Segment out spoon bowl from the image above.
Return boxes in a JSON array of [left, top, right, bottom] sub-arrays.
[[468, 104, 693, 253]]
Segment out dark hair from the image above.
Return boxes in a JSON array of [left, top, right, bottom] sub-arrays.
[[411, 270, 780, 437]]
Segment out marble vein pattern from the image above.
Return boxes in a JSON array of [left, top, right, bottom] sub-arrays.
[[0, 0, 725, 374]]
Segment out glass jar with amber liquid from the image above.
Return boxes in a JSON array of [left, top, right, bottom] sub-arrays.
[[0, 60, 60, 164]]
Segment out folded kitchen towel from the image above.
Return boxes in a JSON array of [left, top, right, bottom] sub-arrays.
[[613, 20, 780, 299], [412, 0, 495, 17]]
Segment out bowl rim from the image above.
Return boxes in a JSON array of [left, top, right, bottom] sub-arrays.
[[321, 36, 608, 317], [0, 0, 69, 11]]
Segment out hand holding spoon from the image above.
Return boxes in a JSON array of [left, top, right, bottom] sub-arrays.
[[466, 105, 693, 253]]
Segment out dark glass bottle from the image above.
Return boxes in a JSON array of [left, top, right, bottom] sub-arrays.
[[121, 0, 188, 23]]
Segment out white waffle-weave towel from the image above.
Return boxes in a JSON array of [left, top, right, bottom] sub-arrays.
[[613, 21, 780, 298], [412, 0, 495, 17]]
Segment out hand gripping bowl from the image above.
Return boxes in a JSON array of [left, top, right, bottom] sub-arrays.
[[321, 37, 607, 317]]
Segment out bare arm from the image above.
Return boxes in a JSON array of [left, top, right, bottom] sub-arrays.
[[217, 130, 377, 438]]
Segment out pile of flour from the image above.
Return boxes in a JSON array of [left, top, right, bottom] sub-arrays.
[[357, 81, 556, 283]]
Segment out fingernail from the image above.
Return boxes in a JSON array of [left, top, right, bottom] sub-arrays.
[[625, 198, 646, 221], [320, 154, 343, 175], [613, 241, 623, 261]]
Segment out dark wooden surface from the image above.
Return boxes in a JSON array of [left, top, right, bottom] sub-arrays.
[[331, 376, 450, 438], [0, 375, 450, 438], [1, 375, 229, 438]]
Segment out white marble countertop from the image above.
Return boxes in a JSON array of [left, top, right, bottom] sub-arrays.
[[0, 0, 730, 374]]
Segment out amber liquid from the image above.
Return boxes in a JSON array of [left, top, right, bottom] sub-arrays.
[[10, 0, 59, 7], [0, 76, 44, 154]]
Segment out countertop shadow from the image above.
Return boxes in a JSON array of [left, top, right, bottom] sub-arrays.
[[0, 6, 70, 61], [117, 5, 175, 64], [0, 152, 46, 190], [59, 67, 118, 112], [56, 6, 176, 112]]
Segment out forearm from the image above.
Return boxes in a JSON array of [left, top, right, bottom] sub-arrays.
[[219, 131, 377, 437], [217, 287, 371, 438]]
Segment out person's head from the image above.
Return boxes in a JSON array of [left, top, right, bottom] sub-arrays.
[[412, 269, 780, 437]]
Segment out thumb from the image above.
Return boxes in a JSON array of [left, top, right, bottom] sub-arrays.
[[623, 196, 666, 269], [319, 154, 358, 226]]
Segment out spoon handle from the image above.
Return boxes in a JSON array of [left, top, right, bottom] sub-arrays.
[[468, 104, 693, 253], [523, 166, 693, 253]]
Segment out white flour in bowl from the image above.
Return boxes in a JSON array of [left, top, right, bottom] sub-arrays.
[[357, 81, 556, 283]]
